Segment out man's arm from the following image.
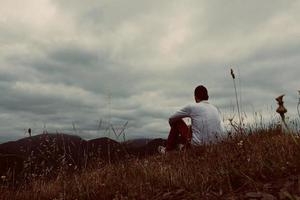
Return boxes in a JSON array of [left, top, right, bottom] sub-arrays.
[[169, 105, 191, 125]]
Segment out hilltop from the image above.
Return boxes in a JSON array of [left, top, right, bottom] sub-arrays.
[[1, 128, 300, 199], [0, 133, 166, 182]]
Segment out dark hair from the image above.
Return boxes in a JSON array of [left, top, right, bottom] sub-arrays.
[[194, 85, 209, 100]]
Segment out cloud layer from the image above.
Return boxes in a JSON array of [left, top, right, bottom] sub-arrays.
[[0, 0, 299, 142]]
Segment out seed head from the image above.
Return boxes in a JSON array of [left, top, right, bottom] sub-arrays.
[[275, 94, 285, 103], [276, 94, 287, 121], [230, 68, 235, 79]]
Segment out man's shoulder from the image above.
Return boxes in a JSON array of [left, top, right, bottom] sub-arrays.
[[183, 103, 198, 109]]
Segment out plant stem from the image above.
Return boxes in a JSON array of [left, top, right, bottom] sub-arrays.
[[297, 103, 300, 119], [231, 69, 242, 134], [296, 91, 300, 139]]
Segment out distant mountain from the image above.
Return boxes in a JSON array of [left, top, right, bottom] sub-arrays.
[[0, 133, 85, 156], [122, 138, 152, 149], [86, 137, 127, 162], [0, 133, 88, 181], [0, 134, 124, 180], [0, 133, 167, 182]]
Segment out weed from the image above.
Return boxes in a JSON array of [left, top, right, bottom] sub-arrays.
[[230, 68, 243, 134]]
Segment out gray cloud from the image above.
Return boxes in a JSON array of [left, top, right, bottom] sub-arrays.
[[0, 0, 299, 143]]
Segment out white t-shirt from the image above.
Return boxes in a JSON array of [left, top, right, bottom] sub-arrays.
[[169, 101, 225, 145]]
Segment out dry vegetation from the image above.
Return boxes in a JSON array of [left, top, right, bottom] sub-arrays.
[[1, 125, 300, 199]]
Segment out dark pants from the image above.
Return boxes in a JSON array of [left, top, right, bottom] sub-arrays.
[[166, 119, 192, 151]]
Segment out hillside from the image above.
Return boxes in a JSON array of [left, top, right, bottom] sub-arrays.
[[0, 133, 166, 182], [1, 128, 300, 199]]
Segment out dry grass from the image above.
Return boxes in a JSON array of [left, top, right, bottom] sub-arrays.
[[1, 126, 300, 200]]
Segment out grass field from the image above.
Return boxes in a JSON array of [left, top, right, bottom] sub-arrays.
[[1, 125, 300, 199]]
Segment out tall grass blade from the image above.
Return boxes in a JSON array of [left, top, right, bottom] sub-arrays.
[[231, 68, 242, 134]]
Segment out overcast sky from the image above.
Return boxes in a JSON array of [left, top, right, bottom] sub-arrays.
[[0, 0, 299, 142]]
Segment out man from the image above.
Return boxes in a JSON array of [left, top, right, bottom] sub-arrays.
[[159, 85, 225, 153]]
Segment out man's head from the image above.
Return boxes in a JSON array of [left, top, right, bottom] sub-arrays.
[[194, 85, 209, 102]]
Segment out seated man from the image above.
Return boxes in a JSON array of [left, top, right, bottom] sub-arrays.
[[159, 85, 225, 153]]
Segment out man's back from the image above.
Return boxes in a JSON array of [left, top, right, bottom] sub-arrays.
[[165, 85, 225, 152], [188, 101, 224, 144], [169, 101, 225, 145]]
